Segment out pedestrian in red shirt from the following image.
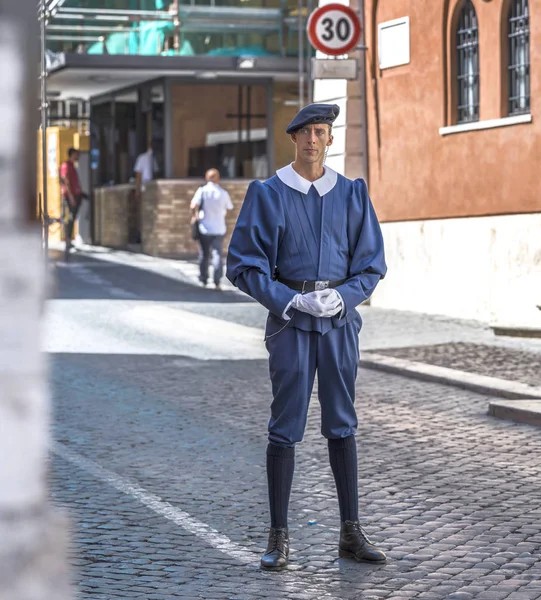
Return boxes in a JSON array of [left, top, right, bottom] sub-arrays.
[[59, 147, 85, 258]]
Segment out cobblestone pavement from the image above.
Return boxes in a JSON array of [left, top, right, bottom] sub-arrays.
[[374, 343, 541, 387], [48, 251, 541, 599]]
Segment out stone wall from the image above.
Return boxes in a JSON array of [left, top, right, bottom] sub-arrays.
[[141, 179, 251, 258], [93, 184, 136, 249], [373, 213, 541, 326]]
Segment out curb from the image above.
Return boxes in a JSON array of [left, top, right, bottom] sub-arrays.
[[491, 325, 541, 339], [360, 352, 541, 400], [488, 400, 541, 428]]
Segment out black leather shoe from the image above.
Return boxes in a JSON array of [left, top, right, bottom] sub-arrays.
[[339, 521, 386, 563], [260, 527, 289, 571]]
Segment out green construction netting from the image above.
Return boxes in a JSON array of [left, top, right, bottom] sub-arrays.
[[206, 45, 274, 57], [87, 20, 176, 55], [58, 0, 170, 8], [51, 0, 286, 56]]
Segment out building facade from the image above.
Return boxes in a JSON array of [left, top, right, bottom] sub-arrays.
[[359, 0, 540, 325], [45, 0, 312, 184], [43, 0, 316, 251]]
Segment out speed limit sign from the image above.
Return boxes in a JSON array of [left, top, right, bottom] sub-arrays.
[[307, 4, 362, 56]]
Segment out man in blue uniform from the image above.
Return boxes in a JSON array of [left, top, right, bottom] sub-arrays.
[[226, 104, 387, 570]]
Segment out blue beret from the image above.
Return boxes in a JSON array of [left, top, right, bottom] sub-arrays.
[[286, 103, 340, 134]]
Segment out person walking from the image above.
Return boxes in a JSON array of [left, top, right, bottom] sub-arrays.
[[226, 104, 388, 570], [59, 147, 85, 259], [134, 142, 159, 244], [191, 168, 233, 290], [134, 142, 159, 194]]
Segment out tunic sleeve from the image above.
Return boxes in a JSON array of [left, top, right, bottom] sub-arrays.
[[335, 179, 387, 316], [226, 180, 297, 317]]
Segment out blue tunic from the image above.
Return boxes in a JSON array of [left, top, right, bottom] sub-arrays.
[[226, 171, 387, 334], [226, 167, 387, 446]]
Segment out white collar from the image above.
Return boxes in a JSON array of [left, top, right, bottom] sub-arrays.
[[276, 163, 338, 196]]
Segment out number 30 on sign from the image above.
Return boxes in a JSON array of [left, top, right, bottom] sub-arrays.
[[307, 4, 362, 56]]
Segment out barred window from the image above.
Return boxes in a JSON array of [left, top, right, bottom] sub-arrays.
[[508, 0, 530, 115], [456, 0, 479, 124]]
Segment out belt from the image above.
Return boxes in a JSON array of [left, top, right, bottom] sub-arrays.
[[277, 278, 346, 292]]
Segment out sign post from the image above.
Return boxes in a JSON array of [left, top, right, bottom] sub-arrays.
[[307, 3, 362, 57], [307, 2, 369, 183], [311, 58, 358, 80]]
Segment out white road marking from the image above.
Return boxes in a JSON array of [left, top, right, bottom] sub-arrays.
[[54, 441, 258, 565], [53, 442, 341, 597]]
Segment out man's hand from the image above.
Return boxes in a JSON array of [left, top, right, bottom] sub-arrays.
[[291, 288, 343, 318]]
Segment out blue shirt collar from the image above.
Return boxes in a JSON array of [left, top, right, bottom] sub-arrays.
[[276, 163, 338, 196]]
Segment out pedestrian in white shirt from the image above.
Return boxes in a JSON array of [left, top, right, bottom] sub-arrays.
[[134, 144, 159, 194], [190, 168, 234, 290], [133, 143, 159, 244]]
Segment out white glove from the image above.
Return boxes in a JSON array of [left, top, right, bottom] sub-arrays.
[[291, 288, 343, 318]]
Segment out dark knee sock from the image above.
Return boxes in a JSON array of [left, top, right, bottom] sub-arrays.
[[328, 436, 359, 522], [266, 443, 295, 529]]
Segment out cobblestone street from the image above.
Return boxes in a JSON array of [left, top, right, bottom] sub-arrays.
[[374, 343, 541, 387], [47, 250, 541, 599]]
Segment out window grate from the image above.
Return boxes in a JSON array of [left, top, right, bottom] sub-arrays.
[[508, 0, 530, 115], [456, 0, 479, 124]]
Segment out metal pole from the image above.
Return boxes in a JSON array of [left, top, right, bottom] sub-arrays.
[[358, 0, 369, 184], [266, 79, 274, 177], [40, 0, 49, 256], [306, 0, 314, 104], [56, 7, 173, 20], [298, 0, 304, 108], [237, 85, 243, 176]]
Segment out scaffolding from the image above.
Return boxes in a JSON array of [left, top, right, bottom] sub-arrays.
[[41, 1, 306, 58]]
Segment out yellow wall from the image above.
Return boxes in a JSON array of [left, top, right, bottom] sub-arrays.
[[37, 127, 89, 241]]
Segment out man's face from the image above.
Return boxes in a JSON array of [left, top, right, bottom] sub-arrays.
[[71, 152, 80, 163], [291, 124, 333, 164]]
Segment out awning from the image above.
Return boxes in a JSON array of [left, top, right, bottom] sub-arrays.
[[46, 53, 301, 100]]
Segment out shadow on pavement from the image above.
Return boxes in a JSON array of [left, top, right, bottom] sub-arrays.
[[48, 250, 253, 304]]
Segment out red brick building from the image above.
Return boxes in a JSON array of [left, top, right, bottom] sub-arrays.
[[357, 0, 540, 325]]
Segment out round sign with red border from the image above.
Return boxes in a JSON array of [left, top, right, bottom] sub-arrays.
[[307, 4, 362, 56]]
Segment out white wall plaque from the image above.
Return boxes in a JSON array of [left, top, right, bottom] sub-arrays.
[[378, 17, 410, 70], [311, 58, 358, 80]]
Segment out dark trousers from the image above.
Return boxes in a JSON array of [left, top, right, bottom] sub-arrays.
[[198, 234, 224, 285], [63, 194, 82, 245], [264, 312, 362, 447]]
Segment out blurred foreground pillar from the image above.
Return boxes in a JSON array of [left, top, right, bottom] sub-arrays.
[[0, 1, 71, 599]]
